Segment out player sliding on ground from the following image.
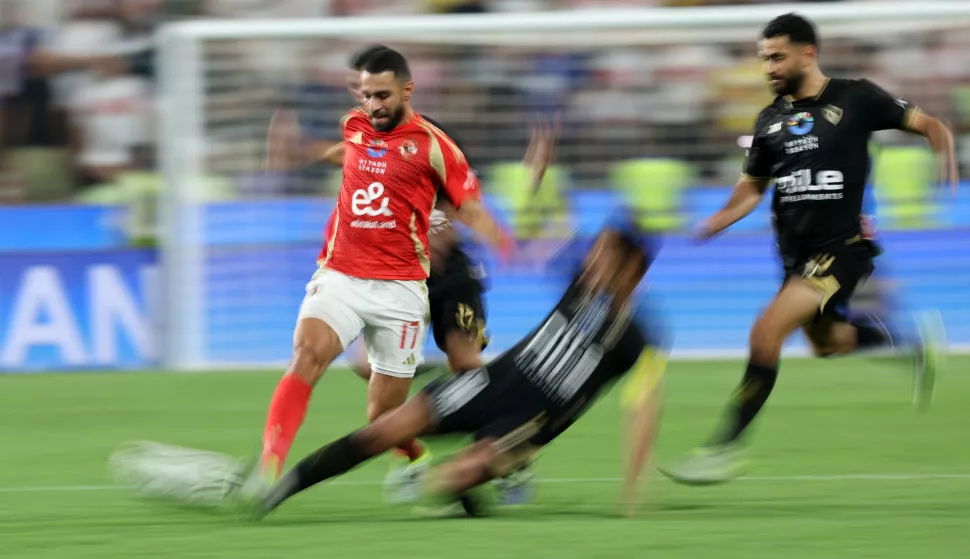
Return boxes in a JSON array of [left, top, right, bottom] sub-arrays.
[[265, 44, 557, 505], [232, 218, 668, 519], [660, 13, 955, 486]]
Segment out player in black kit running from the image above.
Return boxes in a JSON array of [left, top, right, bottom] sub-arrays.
[[236, 219, 668, 519], [660, 13, 957, 486]]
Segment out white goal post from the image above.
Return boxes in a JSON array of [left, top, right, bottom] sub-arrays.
[[157, 2, 970, 370]]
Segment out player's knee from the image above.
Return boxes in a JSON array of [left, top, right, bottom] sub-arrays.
[[809, 343, 838, 358], [289, 335, 340, 384], [808, 322, 857, 357], [351, 362, 372, 382], [821, 339, 857, 357], [749, 317, 784, 363], [804, 330, 837, 358], [445, 333, 484, 374]]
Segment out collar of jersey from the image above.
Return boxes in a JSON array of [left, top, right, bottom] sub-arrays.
[[783, 77, 831, 107]]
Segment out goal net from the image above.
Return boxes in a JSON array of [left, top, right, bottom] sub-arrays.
[[157, 2, 970, 369]]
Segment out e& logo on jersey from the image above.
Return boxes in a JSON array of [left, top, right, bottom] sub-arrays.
[[352, 181, 393, 217]]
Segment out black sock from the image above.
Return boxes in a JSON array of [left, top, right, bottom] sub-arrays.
[[851, 314, 897, 351], [711, 362, 779, 446], [262, 433, 372, 512]]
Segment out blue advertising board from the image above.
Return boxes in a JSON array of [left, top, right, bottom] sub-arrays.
[[0, 198, 967, 371], [0, 250, 158, 370]]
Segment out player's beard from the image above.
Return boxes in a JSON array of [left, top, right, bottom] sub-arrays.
[[371, 103, 405, 132], [770, 70, 804, 97]]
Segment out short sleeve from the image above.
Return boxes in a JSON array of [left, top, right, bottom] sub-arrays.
[[422, 116, 467, 155], [742, 110, 775, 180], [429, 129, 481, 209], [856, 79, 918, 132]]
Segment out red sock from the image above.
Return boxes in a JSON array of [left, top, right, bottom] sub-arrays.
[[395, 438, 426, 462], [260, 373, 313, 477]]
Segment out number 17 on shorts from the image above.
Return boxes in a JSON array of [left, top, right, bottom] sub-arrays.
[[365, 318, 427, 378], [400, 320, 424, 367], [400, 321, 422, 348]]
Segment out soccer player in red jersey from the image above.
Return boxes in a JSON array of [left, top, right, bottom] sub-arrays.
[[266, 44, 557, 504], [257, 48, 509, 493]]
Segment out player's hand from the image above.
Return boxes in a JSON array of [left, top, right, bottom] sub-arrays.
[[691, 220, 716, 244], [524, 113, 560, 194], [265, 108, 302, 171], [941, 154, 959, 198], [498, 232, 517, 266]]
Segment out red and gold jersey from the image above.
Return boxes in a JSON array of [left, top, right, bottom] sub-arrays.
[[317, 109, 481, 280]]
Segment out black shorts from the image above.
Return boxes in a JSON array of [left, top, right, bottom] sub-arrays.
[[782, 238, 876, 322], [428, 274, 488, 351], [422, 364, 552, 447]]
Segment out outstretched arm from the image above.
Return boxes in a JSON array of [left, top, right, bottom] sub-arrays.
[[697, 175, 769, 240], [857, 79, 959, 197], [694, 110, 774, 241], [523, 114, 560, 195], [454, 198, 512, 256], [514, 114, 567, 253], [317, 142, 345, 166], [436, 136, 514, 258], [907, 111, 958, 196], [265, 109, 345, 170]]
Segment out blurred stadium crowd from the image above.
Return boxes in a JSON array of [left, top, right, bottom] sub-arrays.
[[1, 0, 968, 235]]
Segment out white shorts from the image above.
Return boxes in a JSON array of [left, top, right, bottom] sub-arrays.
[[298, 268, 429, 378]]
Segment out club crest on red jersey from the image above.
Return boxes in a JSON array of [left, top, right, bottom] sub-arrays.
[[399, 139, 419, 158]]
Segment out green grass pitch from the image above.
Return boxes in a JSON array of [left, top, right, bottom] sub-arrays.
[[1, 356, 968, 558]]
